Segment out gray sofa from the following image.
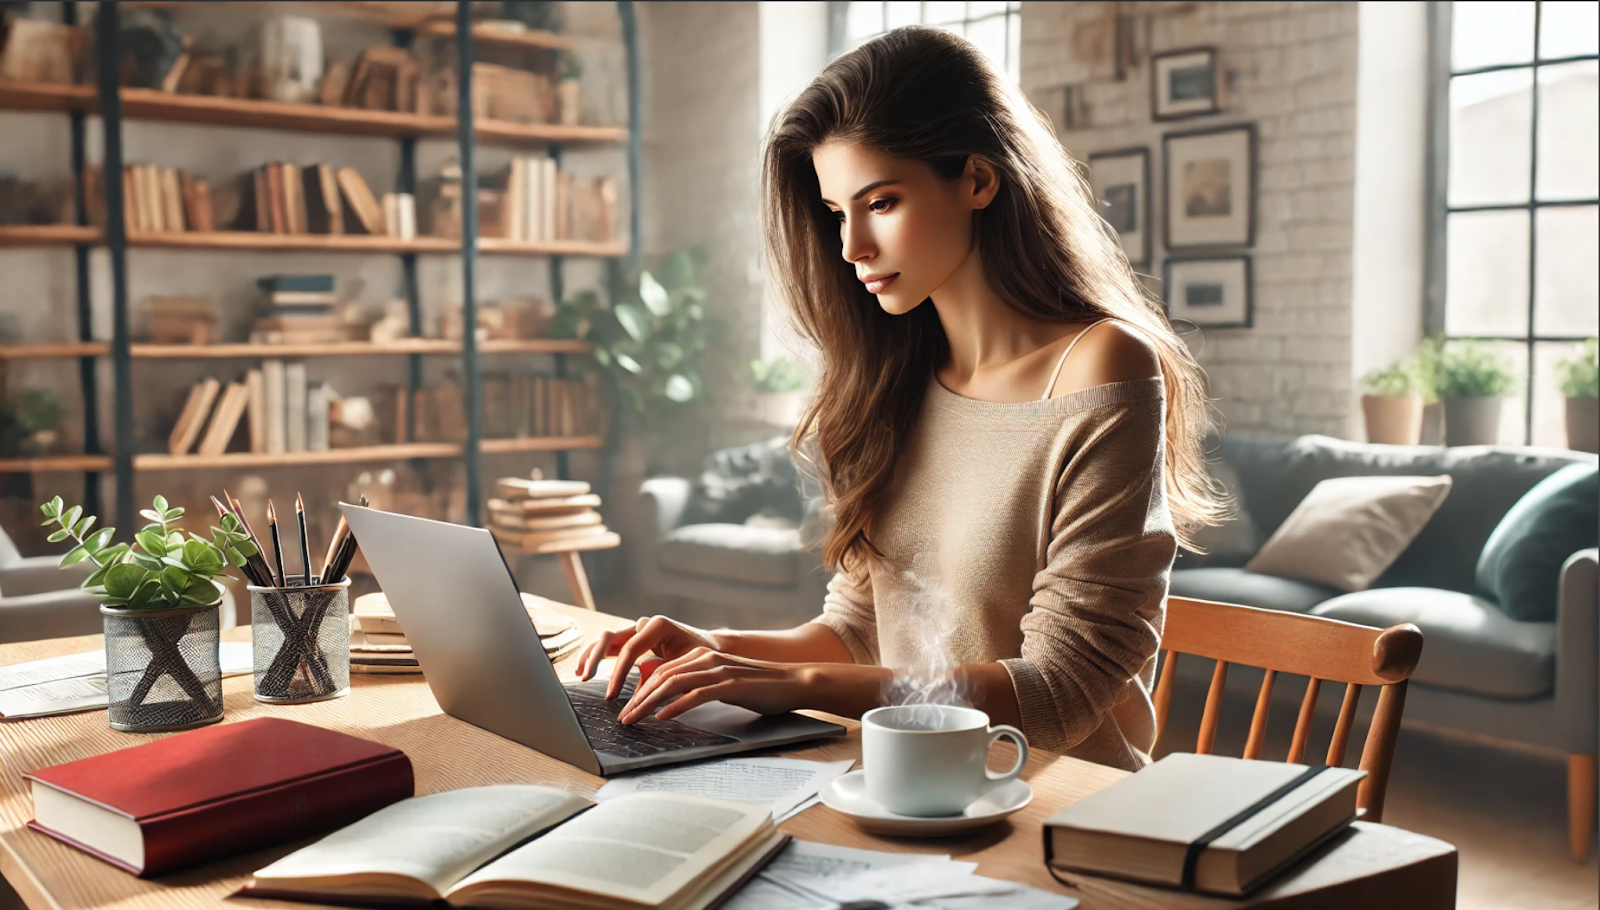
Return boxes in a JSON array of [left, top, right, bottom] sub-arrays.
[[1172, 434, 1597, 856], [633, 438, 829, 630]]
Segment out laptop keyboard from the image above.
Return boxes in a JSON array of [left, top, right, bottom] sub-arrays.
[[564, 673, 737, 758]]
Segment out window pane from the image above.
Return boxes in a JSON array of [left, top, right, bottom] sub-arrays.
[[1493, 341, 1531, 444], [1007, 11, 1020, 82], [969, 1, 1010, 15], [966, 13, 1008, 75], [932, 21, 964, 39], [1535, 205, 1600, 336], [1534, 341, 1589, 447], [847, 1, 884, 41], [1447, 209, 1531, 335], [1539, 1, 1600, 59], [925, 2, 967, 23], [1449, 69, 1533, 206], [1452, 0, 1535, 70], [1536, 60, 1600, 201], [886, 1, 920, 29]]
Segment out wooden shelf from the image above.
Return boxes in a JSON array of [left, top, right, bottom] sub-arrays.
[[0, 455, 113, 473], [0, 225, 100, 248], [415, 20, 576, 50], [480, 436, 603, 454], [132, 338, 591, 358], [479, 238, 630, 257], [126, 232, 624, 257], [0, 342, 110, 359], [132, 437, 601, 471], [0, 81, 627, 148]]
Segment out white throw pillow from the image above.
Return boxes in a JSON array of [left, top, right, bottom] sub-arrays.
[[1244, 475, 1453, 592]]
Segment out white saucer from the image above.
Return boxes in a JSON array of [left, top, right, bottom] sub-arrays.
[[819, 770, 1033, 837]]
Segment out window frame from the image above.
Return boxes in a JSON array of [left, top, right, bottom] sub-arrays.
[[1425, 1, 1600, 444], [826, 1, 1021, 80]]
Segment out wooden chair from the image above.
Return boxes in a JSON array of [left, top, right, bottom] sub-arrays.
[[1153, 597, 1424, 823]]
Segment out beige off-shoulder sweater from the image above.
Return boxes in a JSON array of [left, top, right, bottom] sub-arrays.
[[810, 374, 1176, 771]]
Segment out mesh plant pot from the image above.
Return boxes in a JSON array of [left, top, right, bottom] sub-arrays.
[[100, 602, 224, 733], [250, 577, 351, 704]]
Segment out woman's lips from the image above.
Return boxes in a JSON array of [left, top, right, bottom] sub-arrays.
[[864, 273, 899, 294]]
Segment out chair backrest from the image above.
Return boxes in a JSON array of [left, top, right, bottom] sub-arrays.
[[1153, 596, 1423, 823]]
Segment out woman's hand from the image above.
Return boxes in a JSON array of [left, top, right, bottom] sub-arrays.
[[618, 649, 895, 724], [575, 615, 722, 699]]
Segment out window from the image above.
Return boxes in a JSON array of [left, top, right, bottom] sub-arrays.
[[828, 1, 1022, 82], [1429, 1, 1599, 445]]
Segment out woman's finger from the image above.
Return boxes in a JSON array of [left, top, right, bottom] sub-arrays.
[[654, 680, 742, 723], [624, 648, 716, 714], [606, 617, 669, 699], [578, 627, 626, 679], [620, 668, 731, 724]]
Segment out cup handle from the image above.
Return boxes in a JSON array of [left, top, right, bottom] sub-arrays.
[[984, 725, 1029, 783]]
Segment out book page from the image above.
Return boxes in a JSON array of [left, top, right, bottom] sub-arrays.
[[449, 792, 771, 907], [251, 785, 590, 898]]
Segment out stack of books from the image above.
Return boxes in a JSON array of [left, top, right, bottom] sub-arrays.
[[252, 275, 353, 345], [350, 591, 583, 673], [167, 360, 333, 456], [487, 478, 619, 553], [144, 296, 217, 344]]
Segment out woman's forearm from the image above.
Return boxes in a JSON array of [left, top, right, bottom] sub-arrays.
[[711, 622, 856, 664]]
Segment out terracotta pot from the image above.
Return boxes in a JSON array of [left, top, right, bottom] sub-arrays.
[[1361, 394, 1424, 445], [1566, 396, 1599, 453], [1442, 396, 1503, 446]]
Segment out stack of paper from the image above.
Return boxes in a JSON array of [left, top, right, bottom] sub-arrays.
[[350, 591, 583, 674], [595, 756, 854, 825]]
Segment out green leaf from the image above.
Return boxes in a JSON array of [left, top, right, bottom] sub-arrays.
[[180, 575, 219, 605], [165, 507, 185, 522], [132, 553, 164, 571], [182, 539, 225, 576], [136, 529, 168, 557], [83, 565, 109, 589], [664, 374, 695, 403], [100, 597, 129, 608], [613, 303, 650, 344], [593, 346, 612, 367], [128, 578, 165, 610], [84, 528, 113, 555], [166, 530, 185, 551], [47, 529, 70, 543], [60, 544, 91, 567], [638, 271, 670, 317], [103, 564, 149, 599], [152, 495, 168, 513], [160, 565, 188, 598], [73, 515, 95, 537], [653, 342, 685, 369], [46, 496, 63, 518], [99, 542, 129, 564], [614, 351, 642, 374], [139, 510, 164, 523]]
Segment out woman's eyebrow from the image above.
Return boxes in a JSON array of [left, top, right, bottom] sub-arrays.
[[820, 179, 901, 206]]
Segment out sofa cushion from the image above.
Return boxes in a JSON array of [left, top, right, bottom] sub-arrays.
[[1475, 463, 1600, 622], [1221, 434, 1596, 594], [1169, 568, 1342, 614], [1311, 587, 1555, 699], [1244, 475, 1452, 592], [658, 524, 802, 588], [681, 437, 803, 527]]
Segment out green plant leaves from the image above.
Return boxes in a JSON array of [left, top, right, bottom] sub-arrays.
[[638, 271, 670, 317], [136, 529, 168, 557], [103, 564, 149, 600], [613, 303, 649, 343], [664, 375, 695, 403], [47, 528, 70, 543]]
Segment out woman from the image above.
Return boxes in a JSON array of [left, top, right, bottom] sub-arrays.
[[577, 27, 1223, 770]]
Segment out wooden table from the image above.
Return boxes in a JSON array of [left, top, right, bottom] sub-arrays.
[[0, 603, 1456, 909]]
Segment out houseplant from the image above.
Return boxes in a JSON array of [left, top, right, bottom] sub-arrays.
[[1559, 338, 1598, 453], [38, 495, 258, 732], [1359, 355, 1425, 445], [750, 357, 808, 428], [1435, 340, 1515, 446]]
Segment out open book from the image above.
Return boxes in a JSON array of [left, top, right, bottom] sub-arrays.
[[242, 785, 787, 910]]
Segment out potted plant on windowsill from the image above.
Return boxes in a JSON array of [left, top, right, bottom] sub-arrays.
[[750, 357, 808, 429], [1436, 340, 1515, 446], [1360, 355, 1426, 445], [38, 495, 259, 733], [1560, 338, 1598, 454]]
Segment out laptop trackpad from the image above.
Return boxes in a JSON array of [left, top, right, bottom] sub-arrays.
[[675, 701, 793, 740]]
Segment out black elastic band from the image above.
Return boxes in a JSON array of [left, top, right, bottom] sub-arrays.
[[1180, 764, 1330, 890]]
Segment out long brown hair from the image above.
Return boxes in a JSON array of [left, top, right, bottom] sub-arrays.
[[762, 26, 1224, 573]]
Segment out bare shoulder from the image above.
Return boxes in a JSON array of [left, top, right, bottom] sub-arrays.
[[1049, 319, 1163, 398]]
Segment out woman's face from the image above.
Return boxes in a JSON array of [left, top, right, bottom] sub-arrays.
[[813, 141, 997, 316]]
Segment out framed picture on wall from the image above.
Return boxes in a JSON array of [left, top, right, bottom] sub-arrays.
[[1087, 147, 1151, 269], [1151, 46, 1221, 120], [1162, 255, 1252, 329], [1163, 123, 1256, 250]]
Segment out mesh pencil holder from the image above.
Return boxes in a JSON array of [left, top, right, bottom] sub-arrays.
[[249, 577, 351, 704], [100, 602, 224, 733]]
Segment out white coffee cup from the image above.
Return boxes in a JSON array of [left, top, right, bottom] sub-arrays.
[[860, 704, 1029, 817]]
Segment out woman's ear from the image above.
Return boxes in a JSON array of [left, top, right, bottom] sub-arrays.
[[965, 155, 1001, 210]]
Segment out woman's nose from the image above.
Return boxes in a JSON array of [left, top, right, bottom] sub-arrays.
[[841, 220, 874, 264]]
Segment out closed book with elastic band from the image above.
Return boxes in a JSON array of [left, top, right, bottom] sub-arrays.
[[24, 717, 413, 877], [1043, 752, 1363, 896]]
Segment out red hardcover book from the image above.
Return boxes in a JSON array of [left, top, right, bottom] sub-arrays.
[[24, 717, 413, 878]]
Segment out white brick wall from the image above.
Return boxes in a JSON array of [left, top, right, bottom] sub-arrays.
[[1021, 0, 1360, 438]]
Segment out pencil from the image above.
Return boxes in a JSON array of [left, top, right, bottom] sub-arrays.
[[210, 496, 267, 587], [320, 515, 350, 586], [266, 499, 286, 588], [295, 493, 313, 586]]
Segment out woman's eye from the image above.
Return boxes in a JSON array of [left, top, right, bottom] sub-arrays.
[[868, 198, 894, 213]]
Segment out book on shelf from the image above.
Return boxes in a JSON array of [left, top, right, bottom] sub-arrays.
[[167, 377, 221, 456], [262, 358, 287, 454], [241, 784, 787, 910], [195, 381, 249, 457], [303, 164, 344, 235], [308, 382, 332, 452], [246, 368, 266, 454], [336, 166, 386, 235], [1042, 752, 1366, 897], [25, 717, 413, 878], [285, 362, 308, 453], [143, 296, 217, 344], [258, 274, 335, 294]]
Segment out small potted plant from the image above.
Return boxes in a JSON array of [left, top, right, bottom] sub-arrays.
[[751, 357, 808, 428], [556, 50, 582, 126], [1559, 337, 1598, 453], [39, 495, 259, 732], [1435, 340, 1516, 446], [1359, 355, 1425, 445]]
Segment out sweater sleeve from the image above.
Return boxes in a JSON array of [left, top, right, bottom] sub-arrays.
[[809, 562, 879, 666], [999, 395, 1176, 754]]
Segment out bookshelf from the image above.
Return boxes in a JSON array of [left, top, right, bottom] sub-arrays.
[[0, 1, 644, 537]]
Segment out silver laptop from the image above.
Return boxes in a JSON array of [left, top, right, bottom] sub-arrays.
[[339, 504, 845, 776]]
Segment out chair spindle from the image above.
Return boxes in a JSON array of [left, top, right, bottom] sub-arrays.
[[1197, 660, 1229, 754], [1326, 683, 1363, 767], [1244, 669, 1276, 760], [1287, 677, 1321, 764]]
